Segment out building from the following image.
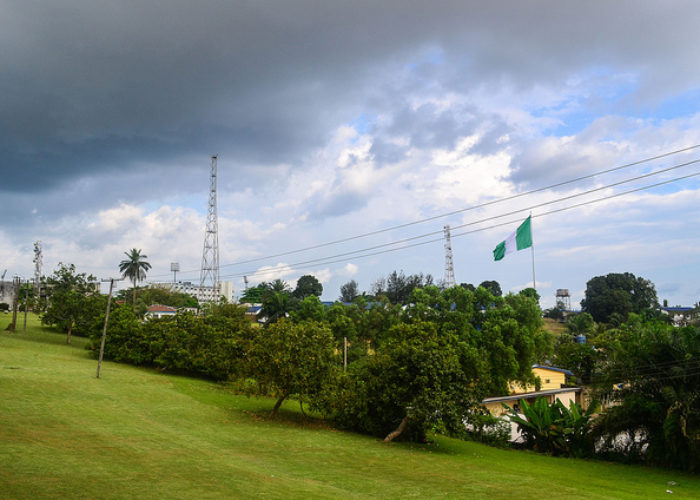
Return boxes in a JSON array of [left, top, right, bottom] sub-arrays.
[[0, 280, 16, 306], [482, 365, 581, 418], [145, 304, 177, 319], [481, 365, 581, 442], [150, 281, 235, 304], [661, 306, 698, 327]]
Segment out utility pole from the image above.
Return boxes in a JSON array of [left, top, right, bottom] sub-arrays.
[[8, 277, 20, 332], [23, 279, 29, 334], [97, 278, 122, 378]]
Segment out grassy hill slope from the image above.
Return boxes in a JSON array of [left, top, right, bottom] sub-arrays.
[[0, 314, 697, 499]]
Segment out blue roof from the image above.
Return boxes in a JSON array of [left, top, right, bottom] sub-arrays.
[[662, 307, 694, 312], [532, 364, 574, 376]]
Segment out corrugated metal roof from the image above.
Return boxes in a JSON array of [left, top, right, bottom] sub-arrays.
[[532, 364, 574, 376]]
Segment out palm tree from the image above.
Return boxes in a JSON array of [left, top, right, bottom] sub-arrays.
[[119, 248, 152, 305]]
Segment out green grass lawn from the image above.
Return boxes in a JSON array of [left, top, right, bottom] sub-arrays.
[[1, 313, 698, 499]]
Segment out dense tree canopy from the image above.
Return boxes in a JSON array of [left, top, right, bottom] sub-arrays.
[[293, 274, 323, 299], [581, 272, 659, 323], [243, 319, 338, 416], [339, 280, 359, 302], [478, 280, 502, 297], [41, 263, 103, 344], [592, 316, 700, 471]]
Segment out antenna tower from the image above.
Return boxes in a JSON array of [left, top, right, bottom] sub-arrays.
[[199, 155, 220, 301], [443, 224, 456, 288], [33, 241, 42, 293]]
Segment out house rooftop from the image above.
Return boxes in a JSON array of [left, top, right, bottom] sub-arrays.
[[532, 364, 574, 376], [147, 304, 177, 313]]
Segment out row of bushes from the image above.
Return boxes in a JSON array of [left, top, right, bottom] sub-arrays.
[[88, 305, 248, 381]]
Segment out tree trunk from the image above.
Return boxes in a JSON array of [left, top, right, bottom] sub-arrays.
[[271, 392, 289, 417], [384, 415, 409, 442], [66, 319, 73, 344]]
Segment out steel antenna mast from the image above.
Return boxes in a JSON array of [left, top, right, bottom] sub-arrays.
[[199, 155, 220, 302]]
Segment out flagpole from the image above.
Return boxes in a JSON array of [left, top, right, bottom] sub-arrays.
[[530, 213, 536, 291]]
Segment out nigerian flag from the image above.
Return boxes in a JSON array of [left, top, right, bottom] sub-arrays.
[[493, 216, 532, 261]]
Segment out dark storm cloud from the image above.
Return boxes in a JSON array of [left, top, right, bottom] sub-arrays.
[[2, 0, 699, 205]]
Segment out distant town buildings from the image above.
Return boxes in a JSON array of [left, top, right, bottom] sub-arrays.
[[150, 281, 235, 304]]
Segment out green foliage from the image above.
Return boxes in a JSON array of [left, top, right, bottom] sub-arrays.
[[553, 335, 597, 384], [518, 287, 540, 302], [370, 270, 433, 304], [479, 280, 502, 297], [339, 279, 359, 302], [117, 286, 198, 309], [463, 408, 511, 447], [243, 319, 338, 415], [331, 320, 477, 441], [593, 318, 700, 471], [0, 303, 9, 312], [41, 263, 103, 342], [118, 248, 152, 294], [259, 290, 296, 323], [290, 295, 326, 323], [581, 272, 660, 323], [88, 305, 249, 380], [239, 282, 269, 303], [507, 397, 595, 457], [293, 274, 323, 299]]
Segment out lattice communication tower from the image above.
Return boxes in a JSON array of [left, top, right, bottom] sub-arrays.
[[199, 155, 220, 300], [443, 225, 456, 288]]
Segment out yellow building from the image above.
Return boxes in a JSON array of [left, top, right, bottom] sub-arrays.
[[482, 364, 581, 417]]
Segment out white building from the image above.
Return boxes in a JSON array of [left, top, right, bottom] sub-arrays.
[[150, 281, 235, 304]]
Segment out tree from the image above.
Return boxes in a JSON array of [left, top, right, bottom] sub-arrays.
[[478, 280, 502, 297], [119, 249, 152, 305], [592, 317, 700, 471], [581, 272, 660, 323], [259, 291, 294, 324], [339, 280, 359, 302], [332, 320, 475, 441], [42, 263, 101, 344], [293, 274, 323, 299], [519, 287, 540, 302], [243, 319, 338, 416], [240, 282, 270, 303]]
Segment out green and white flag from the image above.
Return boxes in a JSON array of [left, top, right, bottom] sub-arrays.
[[493, 216, 532, 261]]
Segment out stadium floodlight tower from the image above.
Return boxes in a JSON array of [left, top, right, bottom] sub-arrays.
[[443, 225, 456, 289], [199, 155, 220, 302]]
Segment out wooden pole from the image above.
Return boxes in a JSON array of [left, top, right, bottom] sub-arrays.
[[8, 277, 19, 331], [23, 279, 29, 334], [343, 337, 347, 372], [97, 278, 116, 379]]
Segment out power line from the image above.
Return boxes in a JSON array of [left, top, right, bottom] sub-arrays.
[[223, 168, 700, 280], [148, 145, 700, 279], [219, 145, 700, 267]]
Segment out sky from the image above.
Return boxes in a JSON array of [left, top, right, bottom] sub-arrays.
[[1, 1, 700, 309]]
